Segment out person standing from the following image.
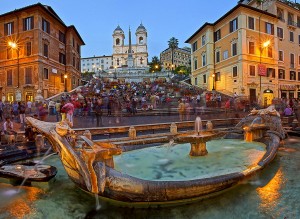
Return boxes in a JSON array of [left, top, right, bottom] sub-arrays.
[[93, 100, 103, 126], [18, 102, 26, 124], [55, 100, 61, 122], [62, 101, 74, 127], [0, 100, 4, 121], [178, 100, 185, 122], [27, 99, 32, 114]]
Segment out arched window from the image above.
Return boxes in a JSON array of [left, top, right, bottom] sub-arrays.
[[139, 37, 144, 44], [116, 38, 120, 45], [117, 58, 120, 65]]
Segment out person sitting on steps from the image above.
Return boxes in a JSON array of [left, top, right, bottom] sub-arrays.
[[3, 117, 17, 144]]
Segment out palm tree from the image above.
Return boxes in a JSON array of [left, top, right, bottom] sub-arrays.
[[168, 37, 179, 71]]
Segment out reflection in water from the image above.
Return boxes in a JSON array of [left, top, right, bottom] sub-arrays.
[[0, 183, 43, 218], [256, 167, 283, 211]]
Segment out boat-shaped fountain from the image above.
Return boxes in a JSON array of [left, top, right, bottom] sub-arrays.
[[26, 106, 285, 206]]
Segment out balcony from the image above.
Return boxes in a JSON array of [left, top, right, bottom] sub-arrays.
[[287, 20, 297, 28], [290, 63, 295, 69]]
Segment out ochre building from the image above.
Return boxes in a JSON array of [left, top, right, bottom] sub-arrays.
[[186, 0, 300, 103], [0, 3, 84, 101]]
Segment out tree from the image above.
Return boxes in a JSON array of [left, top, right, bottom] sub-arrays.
[[149, 56, 162, 72], [168, 37, 179, 70], [174, 66, 190, 75]]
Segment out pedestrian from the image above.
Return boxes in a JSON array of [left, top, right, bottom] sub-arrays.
[[93, 100, 103, 126], [178, 100, 185, 122], [18, 102, 26, 124]]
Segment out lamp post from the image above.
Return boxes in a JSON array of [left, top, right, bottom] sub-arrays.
[[64, 74, 67, 92], [8, 41, 20, 88], [212, 73, 215, 91], [259, 40, 270, 103]]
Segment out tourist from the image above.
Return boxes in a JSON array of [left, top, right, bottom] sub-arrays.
[[0, 100, 4, 121], [178, 100, 185, 122], [18, 102, 26, 124], [26, 99, 32, 114], [55, 100, 61, 122], [283, 105, 293, 116], [3, 117, 17, 144], [62, 101, 74, 127], [93, 100, 103, 126], [38, 102, 48, 121]]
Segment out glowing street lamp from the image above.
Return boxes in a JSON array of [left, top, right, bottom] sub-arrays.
[[64, 74, 68, 92], [212, 73, 215, 91]]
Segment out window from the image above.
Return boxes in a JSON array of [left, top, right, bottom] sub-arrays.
[[7, 70, 12, 86], [43, 68, 49, 79], [288, 12, 294, 26], [201, 35, 206, 46], [192, 41, 197, 52], [277, 8, 284, 22], [291, 53, 295, 68], [278, 69, 285, 79], [277, 27, 283, 39], [61, 74, 64, 83], [77, 44, 80, 53], [194, 59, 198, 70], [265, 22, 274, 35], [202, 53, 206, 66], [42, 19, 50, 33], [25, 42, 31, 56], [7, 49, 12, 59], [216, 51, 220, 63], [59, 52, 66, 64], [73, 56, 76, 67], [248, 17, 254, 30], [72, 76, 76, 85], [249, 42, 255, 54], [267, 68, 275, 78], [230, 18, 238, 32], [214, 29, 221, 42], [279, 50, 284, 61], [25, 67, 32, 84], [194, 77, 197, 85], [290, 71, 296, 80], [249, 65, 255, 76], [23, 16, 34, 31], [116, 38, 120, 45], [267, 46, 272, 58], [72, 37, 75, 47], [232, 43, 237, 56], [4, 22, 14, 36], [290, 31, 294, 42], [139, 37, 143, 44], [233, 66, 238, 77], [43, 44, 48, 57], [203, 74, 206, 83], [223, 50, 228, 60], [298, 72, 300, 81], [59, 31, 66, 43], [215, 72, 221, 81]]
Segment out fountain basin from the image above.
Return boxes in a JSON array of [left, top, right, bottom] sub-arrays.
[[174, 131, 225, 156], [25, 107, 284, 206]]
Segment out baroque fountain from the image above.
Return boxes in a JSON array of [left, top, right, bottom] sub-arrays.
[[23, 105, 286, 207]]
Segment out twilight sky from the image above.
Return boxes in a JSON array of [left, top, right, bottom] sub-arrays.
[[1, 0, 238, 59]]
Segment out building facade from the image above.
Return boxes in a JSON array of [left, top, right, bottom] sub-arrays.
[[81, 55, 113, 73], [160, 47, 191, 70], [112, 24, 148, 68], [0, 3, 84, 101], [186, 0, 300, 103]]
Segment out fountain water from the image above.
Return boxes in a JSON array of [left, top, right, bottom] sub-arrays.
[[195, 116, 202, 136]]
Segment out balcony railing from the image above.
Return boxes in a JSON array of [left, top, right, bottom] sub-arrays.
[[290, 63, 295, 69], [287, 20, 298, 27]]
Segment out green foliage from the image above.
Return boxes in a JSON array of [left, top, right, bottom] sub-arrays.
[[168, 37, 179, 49], [81, 71, 95, 80], [174, 66, 191, 75], [149, 56, 162, 72]]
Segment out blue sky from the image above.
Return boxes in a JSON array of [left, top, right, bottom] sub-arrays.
[[1, 0, 238, 59]]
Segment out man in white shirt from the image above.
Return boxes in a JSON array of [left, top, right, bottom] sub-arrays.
[[27, 100, 32, 114], [3, 117, 17, 144]]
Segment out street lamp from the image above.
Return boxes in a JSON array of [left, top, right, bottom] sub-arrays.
[[8, 41, 20, 88], [64, 74, 67, 92], [259, 40, 270, 102], [212, 73, 215, 91]]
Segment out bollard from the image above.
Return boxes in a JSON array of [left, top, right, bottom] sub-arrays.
[[206, 121, 213, 131], [128, 126, 136, 139], [83, 130, 92, 140], [170, 123, 177, 134]]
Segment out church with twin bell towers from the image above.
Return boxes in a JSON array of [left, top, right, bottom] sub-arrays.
[[112, 23, 148, 68]]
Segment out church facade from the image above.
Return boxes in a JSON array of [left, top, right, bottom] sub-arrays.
[[112, 24, 148, 68]]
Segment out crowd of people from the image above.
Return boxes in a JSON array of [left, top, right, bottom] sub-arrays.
[[2, 77, 300, 140]]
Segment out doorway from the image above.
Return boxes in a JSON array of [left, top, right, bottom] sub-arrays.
[[249, 89, 256, 104]]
